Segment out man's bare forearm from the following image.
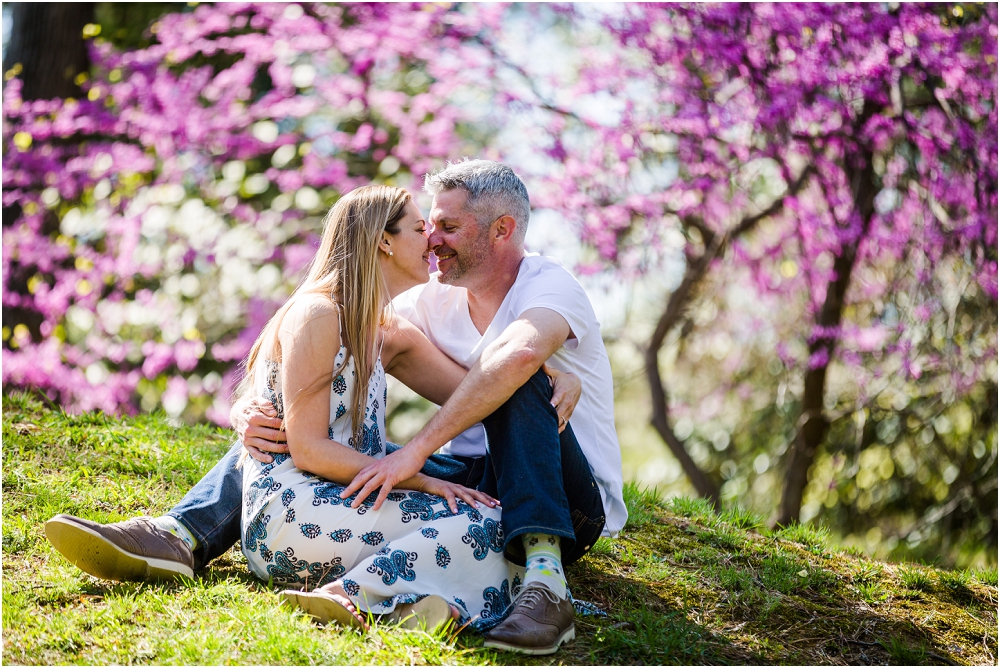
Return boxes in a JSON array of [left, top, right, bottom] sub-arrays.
[[406, 309, 571, 459], [406, 346, 540, 460]]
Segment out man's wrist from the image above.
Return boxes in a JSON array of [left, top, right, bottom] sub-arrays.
[[406, 434, 443, 462]]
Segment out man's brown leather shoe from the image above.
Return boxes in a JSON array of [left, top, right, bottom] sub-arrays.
[[483, 583, 575, 655], [45, 514, 194, 581]]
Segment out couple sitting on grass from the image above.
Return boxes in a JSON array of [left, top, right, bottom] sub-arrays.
[[45, 160, 627, 655]]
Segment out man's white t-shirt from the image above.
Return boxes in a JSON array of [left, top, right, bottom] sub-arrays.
[[393, 254, 628, 537]]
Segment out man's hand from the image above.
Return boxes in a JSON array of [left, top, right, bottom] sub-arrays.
[[544, 363, 581, 433], [340, 447, 426, 510], [415, 476, 500, 514], [232, 395, 288, 463]]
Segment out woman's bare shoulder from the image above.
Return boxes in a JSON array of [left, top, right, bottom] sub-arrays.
[[279, 293, 341, 340]]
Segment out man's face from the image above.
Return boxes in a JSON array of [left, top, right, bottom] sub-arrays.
[[427, 188, 491, 286]]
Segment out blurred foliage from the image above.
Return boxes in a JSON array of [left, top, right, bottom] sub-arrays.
[[603, 247, 996, 568], [94, 3, 186, 50]]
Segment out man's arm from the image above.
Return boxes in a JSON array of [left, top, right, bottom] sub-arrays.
[[341, 307, 572, 508], [231, 394, 288, 463]]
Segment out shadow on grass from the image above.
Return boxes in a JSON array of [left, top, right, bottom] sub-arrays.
[[559, 512, 996, 666], [550, 561, 757, 666]]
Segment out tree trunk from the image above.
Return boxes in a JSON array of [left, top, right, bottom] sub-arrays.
[[4, 3, 94, 100], [646, 258, 722, 504], [776, 133, 879, 526], [646, 168, 815, 505], [2, 3, 94, 347]]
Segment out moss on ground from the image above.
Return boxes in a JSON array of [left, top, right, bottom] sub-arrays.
[[3, 392, 997, 665]]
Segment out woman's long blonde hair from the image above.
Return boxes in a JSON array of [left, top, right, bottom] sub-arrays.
[[236, 184, 412, 446]]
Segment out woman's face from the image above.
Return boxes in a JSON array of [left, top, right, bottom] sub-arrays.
[[381, 199, 431, 298]]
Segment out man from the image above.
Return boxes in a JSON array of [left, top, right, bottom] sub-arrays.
[[45, 160, 626, 655]]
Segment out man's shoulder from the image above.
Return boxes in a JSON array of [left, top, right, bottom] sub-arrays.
[[516, 254, 585, 292]]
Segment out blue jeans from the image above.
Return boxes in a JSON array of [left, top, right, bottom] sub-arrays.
[[169, 369, 604, 570], [479, 368, 606, 567]]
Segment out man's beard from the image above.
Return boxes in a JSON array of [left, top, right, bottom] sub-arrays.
[[437, 233, 491, 285]]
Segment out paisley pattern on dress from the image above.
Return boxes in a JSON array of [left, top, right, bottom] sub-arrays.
[[263, 361, 284, 420], [461, 517, 505, 561], [481, 578, 512, 622], [241, 342, 524, 632], [436, 544, 451, 568], [360, 531, 384, 546], [366, 549, 417, 585], [399, 493, 480, 524], [349, 418, 382, 456], [329, 529, 352, 543], [309, 480, 352, 507], [265, 546, 345, 588], [300, 523, 322, 539], [244, 513, 269, 552]]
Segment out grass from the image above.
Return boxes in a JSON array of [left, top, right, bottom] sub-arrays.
[[770, 521, 831, 555], [900, 566, 934, 592], [881, 636, 928, 665], [3, 391, 998, 665], [973, 567, 999, 587]]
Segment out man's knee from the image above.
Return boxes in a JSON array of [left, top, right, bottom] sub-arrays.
[[517, 367, 554, 401], [488, 368, 554, 421]]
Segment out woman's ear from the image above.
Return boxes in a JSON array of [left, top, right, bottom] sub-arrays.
[[378, 233, 393, 257]]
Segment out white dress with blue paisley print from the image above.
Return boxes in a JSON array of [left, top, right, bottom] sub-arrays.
[[241, 344, 524, 631]]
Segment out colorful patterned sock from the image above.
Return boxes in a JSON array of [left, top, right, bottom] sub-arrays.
[[152, 515, 198, 552], [522, 533, 567, 599]]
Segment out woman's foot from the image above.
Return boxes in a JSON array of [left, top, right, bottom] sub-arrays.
[[280, 582, 369, 631], [386, 595, 460, 631]]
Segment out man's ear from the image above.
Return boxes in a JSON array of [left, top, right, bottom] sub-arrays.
[[491, 214, 518, 243]]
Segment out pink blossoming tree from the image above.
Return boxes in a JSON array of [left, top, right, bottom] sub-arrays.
[[491, 3, 996, 527], [3, 2, 489, 422]]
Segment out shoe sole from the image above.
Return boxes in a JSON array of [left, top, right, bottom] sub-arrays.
[[483, 624, 576, 655], [280, 590, 367, 630], [44, 516, 193, 582], [386, 595, 454, 631]]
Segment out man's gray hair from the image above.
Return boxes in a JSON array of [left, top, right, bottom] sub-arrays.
[[424, 159, 531, 238]]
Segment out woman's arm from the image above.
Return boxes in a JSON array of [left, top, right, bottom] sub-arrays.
[[275, 298, 497, 511], [381, 314, 466, 405], [276, 296, 379, 482]]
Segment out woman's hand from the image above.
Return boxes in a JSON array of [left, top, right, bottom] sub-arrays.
[[543, 363, 582, 433], [231, 394, 288, 463], [414, 474, 500, 514]]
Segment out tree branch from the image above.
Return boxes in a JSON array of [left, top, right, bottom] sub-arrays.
[[645, 162, 815, 504]]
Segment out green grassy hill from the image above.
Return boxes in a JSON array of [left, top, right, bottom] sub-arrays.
[[3, 392, 996, 665]]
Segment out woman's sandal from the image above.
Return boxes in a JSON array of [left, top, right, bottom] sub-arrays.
[[280, 588, 369, 631], [385, 595, 457, 631]]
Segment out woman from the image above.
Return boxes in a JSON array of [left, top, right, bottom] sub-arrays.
[[238, 185, 566, 631]]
